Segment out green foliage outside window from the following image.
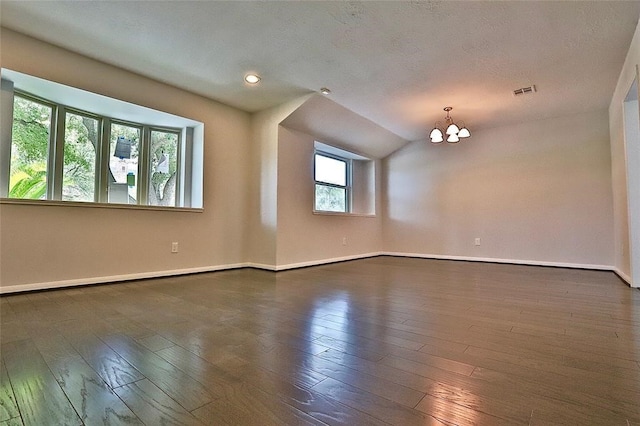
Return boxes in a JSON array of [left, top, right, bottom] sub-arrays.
[[149, 130, 178, 206], [315, 184, 347, 212], [314, 153, 349, 212], [9, 97, 99, 202], [9, 96, 50, 199], [63, 113, 98, 202], [7, 89, 188, 207]]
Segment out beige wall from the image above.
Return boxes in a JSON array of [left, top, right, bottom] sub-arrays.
[[0, 29, 383, 288], [276, 127, 382, 267], [383, 110, 614, 267], [0, 29, 252, 289], [351, 159, 376, 215], [246, 96, 311, 268], [609, 19, 640, 285], [1, 25, 633, 291]]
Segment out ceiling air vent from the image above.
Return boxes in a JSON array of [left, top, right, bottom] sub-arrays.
[[513, 85, 536, 96]]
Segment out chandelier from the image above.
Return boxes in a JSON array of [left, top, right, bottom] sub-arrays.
[[429, 107, 471, 143]]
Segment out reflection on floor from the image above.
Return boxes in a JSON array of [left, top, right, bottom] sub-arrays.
[[1, 256, 639, 425]]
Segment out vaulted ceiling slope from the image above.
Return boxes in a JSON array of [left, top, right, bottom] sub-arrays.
[[281, 94, 408, 159], [1, 1, 639, 144]]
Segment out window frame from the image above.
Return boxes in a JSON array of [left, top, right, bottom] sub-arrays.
[[105, 118, 143, 205], [6, 89, 186, 208], [60, 106, 103, 202], [313, 150, 352, 213], [10, 91, 57, 200], [147, 126, 182, 207]]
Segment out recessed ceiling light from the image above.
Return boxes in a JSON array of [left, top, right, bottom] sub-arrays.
[[244, 74, 261, 84], [320, 87, 331, 95]]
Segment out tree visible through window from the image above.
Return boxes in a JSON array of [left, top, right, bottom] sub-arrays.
[[109, 123, 140, 204], [314, 152, 349, 212], [9, 96, 52, 199], [149, 130, 178, 206], [9, 94, 183, 207], [2, 70, 203, 209], [62, 112, 98, 202]]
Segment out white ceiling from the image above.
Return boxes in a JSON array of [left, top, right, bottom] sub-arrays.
[[1, 1, 639, 147], [282, 94, 407, 159]]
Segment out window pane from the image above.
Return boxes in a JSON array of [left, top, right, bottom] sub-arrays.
[[315, 184, 346, 212], [315, 154, 347, 186], [148, 130, 178, 206], [109, 123, 140, 204], [9, 96, 51, 199], [62, 112, 98, 202]]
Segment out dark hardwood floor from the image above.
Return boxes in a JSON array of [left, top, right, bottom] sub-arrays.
[[1, 256, 639, 425]]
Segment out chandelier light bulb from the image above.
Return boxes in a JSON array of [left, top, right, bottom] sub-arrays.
[[431, 134, 444, 143], [446, 123, 459, 135]]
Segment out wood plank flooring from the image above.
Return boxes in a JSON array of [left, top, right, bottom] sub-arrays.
[[1, 256, 639, 425]]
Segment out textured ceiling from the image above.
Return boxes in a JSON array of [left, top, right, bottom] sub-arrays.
[[1, 1, 639, 146], [282, 94, 408, 159]]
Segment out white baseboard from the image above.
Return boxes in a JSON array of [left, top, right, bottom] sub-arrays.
[[0, 253, 384, 294], [1, 252, 629, 294], [244, 262, 277, 271], [383, 251, 614, 271], [248, 252, 385, 272], [0, 263, 249, 294], [613, 268, 634, 286]]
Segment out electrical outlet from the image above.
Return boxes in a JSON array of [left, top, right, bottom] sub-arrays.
[[475, 238, 481, 246], [171, 242, 179, 253], [342, 237, 347, 246]]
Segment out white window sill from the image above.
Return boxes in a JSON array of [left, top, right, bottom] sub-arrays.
[[0, 198, 203, 213], [313, 210, 376, 218]]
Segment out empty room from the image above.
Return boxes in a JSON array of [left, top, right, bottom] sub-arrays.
[[1, 1, 640, 425]]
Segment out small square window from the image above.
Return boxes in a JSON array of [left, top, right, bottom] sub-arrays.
[[314, 152, 350, 212]]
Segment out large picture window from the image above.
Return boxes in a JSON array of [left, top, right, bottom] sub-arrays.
[[314, 152, 350, 213], [2, 69, 203, 209]]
